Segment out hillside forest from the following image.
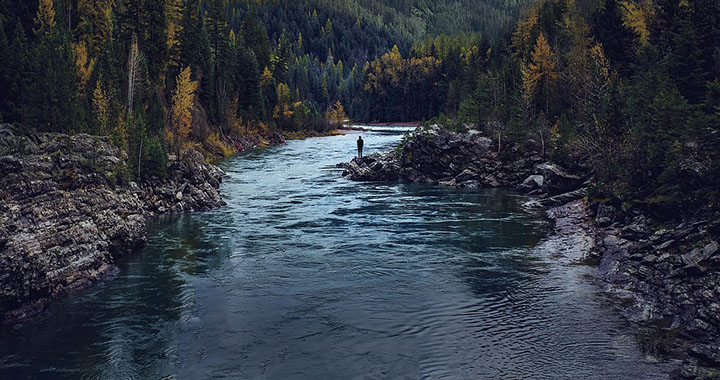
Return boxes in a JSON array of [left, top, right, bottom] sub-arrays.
[[0, 0, 719, 213]]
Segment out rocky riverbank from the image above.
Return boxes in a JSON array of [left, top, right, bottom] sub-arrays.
[[340, 125, 720, 378], [340, 125, 586, 195], [0, 125, 225, 323]]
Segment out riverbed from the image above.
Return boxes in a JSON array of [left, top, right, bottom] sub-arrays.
[[0, 128, 674, 379]]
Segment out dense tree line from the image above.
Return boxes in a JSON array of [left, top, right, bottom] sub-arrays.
[[362, 0, 719, 212], [2, 0, 717, 212]]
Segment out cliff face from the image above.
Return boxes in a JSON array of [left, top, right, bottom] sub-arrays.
[[0, 125, 225, 322]]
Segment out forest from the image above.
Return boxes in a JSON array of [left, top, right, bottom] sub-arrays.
[[358, 0, 720, 213], [0, 0, 529, 179], [0, 0, 719, 210]]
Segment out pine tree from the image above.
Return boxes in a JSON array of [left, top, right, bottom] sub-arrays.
[[146, 0, 167, 81], [236, 48, 264, 121], [273, 28, 292, 83], [240, 9, 271, 70], [25, 0, 82, 132]]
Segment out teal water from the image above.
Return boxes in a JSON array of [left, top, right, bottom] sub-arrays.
[[0, 129, 673, 379]]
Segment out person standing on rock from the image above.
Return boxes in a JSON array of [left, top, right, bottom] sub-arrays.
[[357, 136, 364, 158]]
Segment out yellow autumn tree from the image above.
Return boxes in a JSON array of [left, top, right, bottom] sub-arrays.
[[92, 79, 110, 134], [511, 8, 539, 62], [76, 0, 113, 56], [73, 42, 95, 92], [326, 101, 346, 126], [522, 33, 558, 115], [34, 0, 56, 36], [620, 0, 655, 45], [167, 66, 198, 156], [165, 0, 183, 66], [273, 82, 294, 121]]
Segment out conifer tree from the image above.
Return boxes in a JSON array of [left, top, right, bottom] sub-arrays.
[[25, 0, 82, 132]]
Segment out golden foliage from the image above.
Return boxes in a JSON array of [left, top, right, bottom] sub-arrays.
[[76, 0, 113, 54], [92, 80, 110, 134], [273, 83, 294, 120], [34, 0, 56, 36], [168, 66, 198, 154], [511, 8, 538, 62], [326, 101, 346, 125], [73, 42, 96, 92], [206, 132, 235, 157], [260, 66, 274, 87], [620, 0, 655, 45], [167, 22, 180, 62], [522, 33, 557, 101]]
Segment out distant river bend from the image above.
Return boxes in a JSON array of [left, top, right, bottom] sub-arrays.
[[0, 127, 673, 379]]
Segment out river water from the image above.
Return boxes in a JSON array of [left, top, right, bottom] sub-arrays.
[[0, 128, 673, 379]]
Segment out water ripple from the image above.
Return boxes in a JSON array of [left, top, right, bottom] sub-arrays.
[[0, 131, 674, 379]]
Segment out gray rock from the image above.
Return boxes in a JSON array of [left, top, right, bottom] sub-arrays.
[[682, 247, 711, 268], [656, 239, 676, 250], [596, 217, 612, 227], [454, 169, 475, 183], [520, 175, 544, 190], [536, 162, 584, 195], [0, 127, 225, 323]]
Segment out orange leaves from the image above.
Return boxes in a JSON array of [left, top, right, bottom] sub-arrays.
[[168, 66, 198, 154]]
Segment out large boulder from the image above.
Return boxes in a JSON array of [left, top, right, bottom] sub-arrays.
[[536, 163, 584, 195], [519, 175, 544, 191], [341, 153, 399, 181]]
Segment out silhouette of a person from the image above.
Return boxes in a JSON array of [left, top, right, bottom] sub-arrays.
[[357, 136, 364, 158]]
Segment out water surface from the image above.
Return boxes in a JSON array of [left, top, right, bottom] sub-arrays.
[[0, 128, 673, 379]]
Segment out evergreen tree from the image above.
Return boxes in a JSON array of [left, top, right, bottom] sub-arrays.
[[24, 0, 82, 132]]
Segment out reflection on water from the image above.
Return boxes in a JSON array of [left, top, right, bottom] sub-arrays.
[[0, 130, 673, 379]]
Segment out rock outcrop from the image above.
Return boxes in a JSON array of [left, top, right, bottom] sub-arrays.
[[339, 126, 585, 195], [0, 125, 225, 322], [594, 205, 720, 378]]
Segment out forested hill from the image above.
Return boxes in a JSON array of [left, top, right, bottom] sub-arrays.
[[0, 0, 532, 178], [264, 0, 535, 41]]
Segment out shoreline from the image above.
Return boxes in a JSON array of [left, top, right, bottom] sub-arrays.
[[338, 125, 720, 378], [0, 126, 226, 323], [0, 125, 347, 323]]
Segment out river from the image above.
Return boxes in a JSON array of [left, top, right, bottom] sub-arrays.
[[0, 128, 674, 379]]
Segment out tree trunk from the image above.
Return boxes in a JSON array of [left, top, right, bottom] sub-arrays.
[[497, 130, 502, 153], [137, 138, 143, 181]]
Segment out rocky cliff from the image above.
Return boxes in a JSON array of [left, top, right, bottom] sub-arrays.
[[0, 125, 225, 323]]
